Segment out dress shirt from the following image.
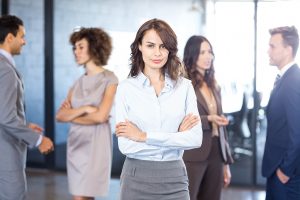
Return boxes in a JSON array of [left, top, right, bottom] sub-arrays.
[[115, 72, 203, 161], [279, 61, 296, 77], [0, 49, 16, 67], [0, 49, 42, 147]]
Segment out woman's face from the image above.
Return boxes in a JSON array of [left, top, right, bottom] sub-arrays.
[[138, 29, 169, 72], [196, 41, 214, 72], [73, 38, 91, 65]]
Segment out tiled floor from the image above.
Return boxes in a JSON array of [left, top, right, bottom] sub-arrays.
[[26, 168, 265, 200]]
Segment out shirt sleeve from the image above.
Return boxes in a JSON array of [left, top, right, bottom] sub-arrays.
[[115, 82, 158, 156], [145, 82, 203, 150], [35, 135, 43, 147]]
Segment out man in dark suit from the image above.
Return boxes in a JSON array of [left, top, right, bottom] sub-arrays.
[[0, 15, 54, 200], [262, 26, 300, 200]]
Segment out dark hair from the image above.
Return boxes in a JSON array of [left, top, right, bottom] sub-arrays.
[[129, 18, 182, 80], [0, 15, 23, 43], [70, 27, 112, 66], [183, 35, 216, 89], [269, 26, 299, 57]]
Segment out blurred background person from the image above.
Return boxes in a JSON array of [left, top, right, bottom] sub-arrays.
[[262, 26, 300, 200], [56, 27, 118, 200], [0, 15, 54, 200], [115, 18, 202, 200], [183, 35, 233, 200]]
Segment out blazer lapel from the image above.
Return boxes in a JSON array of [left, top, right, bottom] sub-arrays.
[[0, 54, 24, 88], [211, 88, 222, 115], [193, 85, 209, 114], [193, 84, 223, 115], [268, 64, 297, 108]]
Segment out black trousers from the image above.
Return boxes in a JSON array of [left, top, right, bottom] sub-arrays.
[[184, 137, 224, 200]]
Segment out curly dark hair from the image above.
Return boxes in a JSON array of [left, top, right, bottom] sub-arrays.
[[129, 18, 182, 80], [183, 35, 216, 89], [70, 27, 112, 66]]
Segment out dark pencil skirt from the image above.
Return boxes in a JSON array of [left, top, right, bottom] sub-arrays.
[[120, 157, 190, 200]]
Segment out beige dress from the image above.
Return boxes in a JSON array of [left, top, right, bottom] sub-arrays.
[[67, 70, 118, 197]]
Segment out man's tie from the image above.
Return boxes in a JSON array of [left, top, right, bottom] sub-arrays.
[[273, 74, 281, 88]]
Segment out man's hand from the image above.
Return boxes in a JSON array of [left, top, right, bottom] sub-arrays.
[[38, 136, 54, 155], [276, 168, 290, 184], [28, 123, 44, 133]]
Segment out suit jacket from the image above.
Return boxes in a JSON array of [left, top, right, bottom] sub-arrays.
[[183, 85, 233, 164], [262, 64, 300, 178], [0, 53, 40, 171]]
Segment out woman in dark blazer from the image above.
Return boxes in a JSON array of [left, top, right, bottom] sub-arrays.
[[183, 35, 234, 200]]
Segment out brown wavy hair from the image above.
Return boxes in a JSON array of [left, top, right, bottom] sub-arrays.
[[183, 35, 216, 89], [70, 27, 112, 66], [129, 18, 182, 80]]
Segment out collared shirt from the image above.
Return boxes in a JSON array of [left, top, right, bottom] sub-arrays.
[[279, 61, 296, 77], [0, 49, 16, 66], [115, 72, 203, 161], [0, 48, 42, 147]]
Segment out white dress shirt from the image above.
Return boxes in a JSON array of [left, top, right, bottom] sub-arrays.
[[115, 72, 203, 161], [279, 61, 296, 77]]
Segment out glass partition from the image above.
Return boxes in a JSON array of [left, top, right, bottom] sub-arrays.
[[206, 1, 255, 185]]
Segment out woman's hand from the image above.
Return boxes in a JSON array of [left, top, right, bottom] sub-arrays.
[[59, 99, 72, 110], [208, 114, 229, 126], [178, 113, 200, 132], [115, 120, 146, 142], [223, 164, 231, 188]]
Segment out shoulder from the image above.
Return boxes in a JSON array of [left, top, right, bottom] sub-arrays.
[[118, 77, 136, 88], [0, 60, 14, 79], [292, 64, 300, 76], [103, 69, 115, 76], [117, 77, 141, 92], [174, 77, 193, 90], [104, 69, 118, 83], [215, 84, 222, 94], [286, 65, 300, 83]]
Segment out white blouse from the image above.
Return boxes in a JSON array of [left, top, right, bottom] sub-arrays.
[[115, 72, 203, 161]]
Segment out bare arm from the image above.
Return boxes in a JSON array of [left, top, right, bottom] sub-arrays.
[[72, 84, 117, 125], [56, 88, 93, 122]]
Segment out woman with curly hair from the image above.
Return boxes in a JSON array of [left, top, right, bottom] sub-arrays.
[[183, 35, 233, 200], [114, 18, 203, 200], [56, 27, 118, 200]]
